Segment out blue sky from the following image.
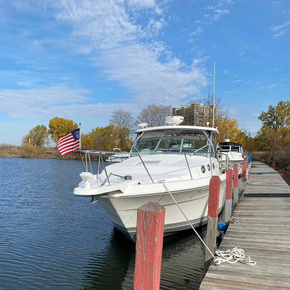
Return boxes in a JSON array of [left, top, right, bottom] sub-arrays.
[[0, 0, 289, 145]]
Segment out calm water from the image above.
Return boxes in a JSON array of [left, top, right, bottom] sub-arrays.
[[0, 158, 207, 290]]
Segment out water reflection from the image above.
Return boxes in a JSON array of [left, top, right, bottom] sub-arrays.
[[82, 229, 134, 290], [82, 225, 207, 290], [0, 158, 209, 290]]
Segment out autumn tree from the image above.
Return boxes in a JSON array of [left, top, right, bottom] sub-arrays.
[[30, 125, 50, 147], [91, 125, 119, 151], [80, 133, 93, 150], [21, 135, 30, 146], [22, 125, 49, 147], [109, 110, 134, 151], [216, 115, 243, 143], [137, 104, 172, 127], [241, 131, 257, 153], [254, 127, 273, 152], [258, 100, 290, 166], [48, 117, 78, 143]]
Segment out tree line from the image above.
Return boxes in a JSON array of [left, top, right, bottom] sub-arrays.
[[21, 105, 173, 155], [19, 101, 290, 170]]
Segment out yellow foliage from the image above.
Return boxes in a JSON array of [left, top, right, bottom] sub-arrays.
[[216, 116, 243, 143], [91, 125, 120, 151], [48, 117, 78, 143]]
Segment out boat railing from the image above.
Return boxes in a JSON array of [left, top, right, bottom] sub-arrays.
[[76, 150, 218, 185], [217, 152, 229, 170]]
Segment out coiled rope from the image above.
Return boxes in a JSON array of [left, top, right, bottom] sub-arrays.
[[159, 181, 256, 266], [214, 247, 256, 266]]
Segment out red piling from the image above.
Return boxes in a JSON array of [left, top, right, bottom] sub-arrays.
[[241, 159, 247, 197], [205, 176, 221, 262], [134, 202, 165, 290], [233, 164, 239, 206], [245, 156, 249, 181], [223, 169, 233, 222]]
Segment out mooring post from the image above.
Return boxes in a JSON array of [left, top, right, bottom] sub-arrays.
[[223, 169, 233, 223], [241, 159, 247, 197], [134, 202, 165, 290], [205, 176, 221, 262], [247, 154, 252, 171], [245, 156, 249, 181], [233, 164, 239, 207]]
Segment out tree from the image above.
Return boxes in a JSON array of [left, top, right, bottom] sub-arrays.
[[258, 101, 290, 166], [215, 115, 243, 143], [28, 125, 49, 147], [48, 117, 78, 143], [80, 133, 93, 150], [21, 135, 30, 146], [195, 94, 224, 115], [110, 110, 134, 151], [137, 104, 172, 127], [242, 131, 257, 153], [91, 125, 120, 151]]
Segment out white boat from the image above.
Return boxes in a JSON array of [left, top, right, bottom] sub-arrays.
[[218, 139, 245, 173], [74, 117, 226, 241]]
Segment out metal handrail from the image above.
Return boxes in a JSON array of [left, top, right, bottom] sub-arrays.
[[217, 152, 229, 170], [183, 153, 193, 180], [138, 154, 154, 183], [78, 150, 220, 186]]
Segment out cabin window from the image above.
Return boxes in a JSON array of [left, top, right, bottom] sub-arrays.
[[133, 140, 159, 153], [131, 129, 213, 155]]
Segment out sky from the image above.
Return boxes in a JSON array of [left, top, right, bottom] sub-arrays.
[[0, 0, 289, 145]]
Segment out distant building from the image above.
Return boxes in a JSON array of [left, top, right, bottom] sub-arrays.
[[173, 103, 218, 126]]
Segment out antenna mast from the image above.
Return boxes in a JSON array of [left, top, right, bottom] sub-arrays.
[[213, 60, 216, 127]]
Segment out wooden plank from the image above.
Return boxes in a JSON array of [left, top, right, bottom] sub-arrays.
[[200, 161, 290, 289]]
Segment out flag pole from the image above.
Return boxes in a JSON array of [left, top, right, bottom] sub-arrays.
[[79, 123, 82, 150]]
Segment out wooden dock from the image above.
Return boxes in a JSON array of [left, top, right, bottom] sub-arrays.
[[200, 161, 290, 290]]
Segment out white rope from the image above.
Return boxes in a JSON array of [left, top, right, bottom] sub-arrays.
[[214, 247, 256, 266], [159, 181, 256, 266], [159, 181, 215, 259]]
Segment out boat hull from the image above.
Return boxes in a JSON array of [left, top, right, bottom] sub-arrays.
[[96, 177, 226, 241]]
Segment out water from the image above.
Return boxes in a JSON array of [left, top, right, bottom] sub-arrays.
[[0, 158, 207, 290], [281, 173, 290, 186]]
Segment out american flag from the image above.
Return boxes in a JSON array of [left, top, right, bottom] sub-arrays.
[[57, 128, 80, 156]]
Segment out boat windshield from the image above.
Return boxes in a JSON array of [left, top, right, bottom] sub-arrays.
[[131, 130, 212, 155], [220, 145, 241, 153]]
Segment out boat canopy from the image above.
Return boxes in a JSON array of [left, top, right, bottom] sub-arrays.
[[131, 126, 218, 155]]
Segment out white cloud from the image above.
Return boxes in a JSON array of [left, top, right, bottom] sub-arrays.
[[268, 84, 277, 89], [212, 9, 230, 21], [0, 85, 89, 118], [190, 26, 204, 36], [43, 1, 207, 104], [233, 79, 242, 83], [17, 81, 32, 86], [97, 44, 207, 105], [0, 85, 140, 119], [270, 21, 290, 37], [203, 0, 233, 23], [0, 0, 208, 122]]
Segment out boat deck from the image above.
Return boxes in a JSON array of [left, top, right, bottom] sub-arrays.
[[200, 161, 290, 289]]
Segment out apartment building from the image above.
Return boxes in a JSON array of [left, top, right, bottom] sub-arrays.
[[172, 103, 218, 126]]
